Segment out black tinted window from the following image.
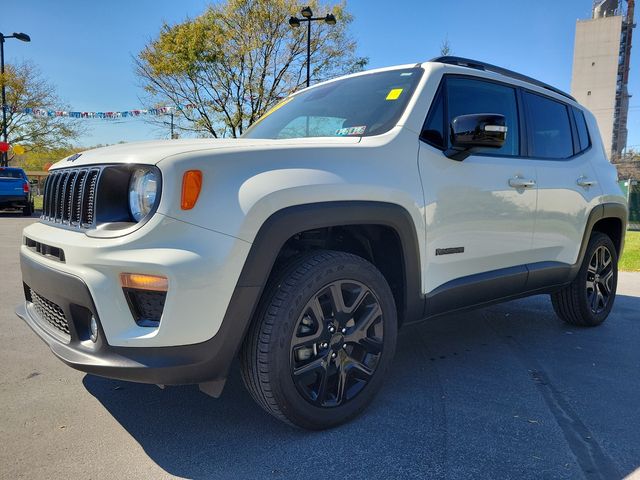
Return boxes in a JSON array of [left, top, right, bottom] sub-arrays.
[[446, 77, 519, 156], [422, 88, 444, 148], [572, 107, 590, 152], [524, 92, 573, 159]]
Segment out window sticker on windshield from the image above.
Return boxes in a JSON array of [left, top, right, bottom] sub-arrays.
[[400, 72, 413, 76], [335, 126, 366, 136], [386, 88, 403, 100]]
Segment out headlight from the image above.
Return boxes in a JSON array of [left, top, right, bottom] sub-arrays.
[[128, 167, 159, 222]]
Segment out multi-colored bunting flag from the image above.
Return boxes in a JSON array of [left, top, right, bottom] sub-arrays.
[[15, 104, 196, 119]]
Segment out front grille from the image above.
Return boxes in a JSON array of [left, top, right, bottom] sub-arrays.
[[29, 288, 70, 337], [42, 168, 100, 227]]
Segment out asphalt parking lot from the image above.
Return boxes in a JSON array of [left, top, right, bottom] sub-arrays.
[[1, 213, 639, 480]]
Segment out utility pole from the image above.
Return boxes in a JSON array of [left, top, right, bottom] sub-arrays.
[[0, 32, 30, 167]]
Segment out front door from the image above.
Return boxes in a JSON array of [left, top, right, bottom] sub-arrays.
[[418, 75, 537, 296]]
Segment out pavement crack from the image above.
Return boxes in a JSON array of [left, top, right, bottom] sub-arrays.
[[484, 315, 621, 480]]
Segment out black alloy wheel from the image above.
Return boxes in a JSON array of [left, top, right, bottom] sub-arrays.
[[585, 245, 614, 314], [290, 280, 384, 407]]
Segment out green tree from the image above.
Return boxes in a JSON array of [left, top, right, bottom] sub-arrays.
[[0, 61, 82, 163], [12, 146, 82, 171], [135, 0, 367, 138]]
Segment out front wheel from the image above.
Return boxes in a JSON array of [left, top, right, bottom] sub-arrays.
[[240, 250, 397, 430], [551, 232, 618, 326]]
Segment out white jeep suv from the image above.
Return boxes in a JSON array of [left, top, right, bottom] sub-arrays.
[[16, 57, 627, 429]]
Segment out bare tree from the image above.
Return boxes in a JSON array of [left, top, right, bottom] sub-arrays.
[[0, 61, 82, 162], [440, 36, 452, 56]]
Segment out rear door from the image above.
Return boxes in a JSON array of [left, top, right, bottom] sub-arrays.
[[524, 93, 602, 270], [418, 75, 538, 295]]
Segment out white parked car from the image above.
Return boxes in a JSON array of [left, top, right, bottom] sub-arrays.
[[17, 57, 627, 429]]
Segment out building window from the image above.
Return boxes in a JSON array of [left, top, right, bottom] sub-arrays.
[[587, 91, 592, 95]]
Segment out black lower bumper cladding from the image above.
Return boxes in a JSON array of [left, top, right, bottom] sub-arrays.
[[16, 252, 254, 389]]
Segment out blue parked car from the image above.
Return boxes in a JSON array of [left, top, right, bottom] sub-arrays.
[[0, 167, 34, 216]]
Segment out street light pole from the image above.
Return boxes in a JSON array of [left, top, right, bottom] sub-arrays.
[[306, 17, 311, 88], [0, 32, 31, 167], [289, 7, 337, 88], [1, 37, 7, 166]]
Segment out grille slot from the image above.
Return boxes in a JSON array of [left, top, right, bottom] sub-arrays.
[[29, 288, 70, 338], [24, 237, 65, 262], [42, 167, 101, 228]]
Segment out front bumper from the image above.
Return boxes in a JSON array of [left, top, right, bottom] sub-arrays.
[[19, 214, 251, 347], [17, 251, 259, 386]]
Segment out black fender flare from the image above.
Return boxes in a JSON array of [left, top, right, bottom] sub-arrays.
[[577, 202, 628, 267], [236, 201, 425, 323]]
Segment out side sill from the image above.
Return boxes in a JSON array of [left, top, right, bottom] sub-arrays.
[[419, 261, 575, 322]]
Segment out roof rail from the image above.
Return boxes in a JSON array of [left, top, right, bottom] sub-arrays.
[[429, 56, 576, 102]]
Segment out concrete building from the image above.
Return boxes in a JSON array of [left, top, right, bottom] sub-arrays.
[[571, 0, 634, 160]]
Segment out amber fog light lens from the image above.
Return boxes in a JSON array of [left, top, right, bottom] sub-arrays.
[[120, 273, 168, 292], [181, 170, 202, 210]]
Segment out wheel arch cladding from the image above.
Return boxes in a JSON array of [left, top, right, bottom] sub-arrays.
[[583, 203, 628, 260], [236, 201, 425, 327]]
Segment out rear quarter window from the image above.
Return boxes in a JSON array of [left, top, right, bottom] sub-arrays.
[[572, 107, 591, 152]]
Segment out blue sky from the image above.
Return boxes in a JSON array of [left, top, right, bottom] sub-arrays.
[[3, 0, 639, 148]]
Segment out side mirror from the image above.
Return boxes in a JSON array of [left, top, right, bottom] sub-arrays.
[[445, 113, 507, 161]]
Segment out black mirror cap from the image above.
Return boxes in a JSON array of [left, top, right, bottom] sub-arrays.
[[445, 113, 507, 161]]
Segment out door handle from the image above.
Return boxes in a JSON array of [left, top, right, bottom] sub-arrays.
[[577, 176, 597, 188], [508, 177, 536, 188]]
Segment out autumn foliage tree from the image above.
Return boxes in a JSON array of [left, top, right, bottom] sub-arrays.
[[136, 0, 367, 138], [0, 61, 82, 162]]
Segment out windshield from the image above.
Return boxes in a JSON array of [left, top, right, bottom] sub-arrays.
[[0, 169, 23, 179], [243, 67, 423, 139]]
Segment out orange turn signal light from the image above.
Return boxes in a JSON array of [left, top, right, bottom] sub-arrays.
[[181, 170, 202, 210], [120, 273, 168, 292]]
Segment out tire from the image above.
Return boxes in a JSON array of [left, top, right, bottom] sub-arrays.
[[22, 202, 33, 216], [551, 232, 618, 327], [240, 250, 397, 430]]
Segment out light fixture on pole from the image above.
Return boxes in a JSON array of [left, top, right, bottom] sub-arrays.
[[288, 7, 337, 88], [0, 31, 31, 167]]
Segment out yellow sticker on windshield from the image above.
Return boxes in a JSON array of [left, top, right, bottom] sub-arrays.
[[386, 88, 403, 100]]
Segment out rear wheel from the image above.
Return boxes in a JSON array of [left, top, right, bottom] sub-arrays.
[[22, 202, 33, 216], [240, 250, 397, 430], [551, 232, 618, 326]]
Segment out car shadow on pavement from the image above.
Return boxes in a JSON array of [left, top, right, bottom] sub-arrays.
[[83, 293, 640, 479]]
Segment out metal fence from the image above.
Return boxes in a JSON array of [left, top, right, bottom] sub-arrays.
[[620, 179, 640, 230]]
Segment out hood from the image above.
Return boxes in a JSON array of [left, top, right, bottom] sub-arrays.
[[50, 137, 361, 170]]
